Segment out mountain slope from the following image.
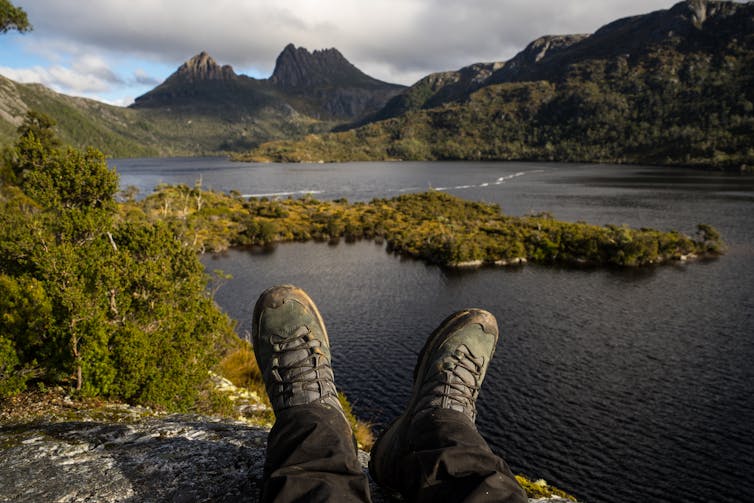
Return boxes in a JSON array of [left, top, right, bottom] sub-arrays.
[[239, 0, 754, 171], [1, 74, 161, 157], [346, 61, 504, 128], [363, 0, 749, 117], [0, 72, 299, 157], [485, 0, 749, 84]]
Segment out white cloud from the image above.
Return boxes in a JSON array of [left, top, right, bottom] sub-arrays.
[[8, 0, 747, 102], [0, 60, 116, 95], [19, 0, 693, 83]]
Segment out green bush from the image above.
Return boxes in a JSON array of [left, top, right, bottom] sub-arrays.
[[0, 112, 237, 410]]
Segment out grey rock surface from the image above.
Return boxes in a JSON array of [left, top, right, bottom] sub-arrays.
[[0, 414, 572, 502]]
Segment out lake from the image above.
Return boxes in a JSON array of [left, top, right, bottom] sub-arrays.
[[114, 157, 754, 503]]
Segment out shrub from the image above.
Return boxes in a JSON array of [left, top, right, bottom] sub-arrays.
[[0, 113, 237, 410]]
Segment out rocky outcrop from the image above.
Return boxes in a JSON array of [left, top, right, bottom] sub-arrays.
[[174, 52, 238, 83], [270, 44, 365, 89], [0, 413, 574, 503], [270, 44, 405, 120], [1, 414, 266, 502], [484, 34, 587, 85]]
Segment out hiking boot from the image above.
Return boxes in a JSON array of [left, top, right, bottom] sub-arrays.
[[369, 309, 499, 491], [252, 285, 342, 415]]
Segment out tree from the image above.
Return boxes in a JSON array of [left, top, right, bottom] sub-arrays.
[[6, 111, 61, 185], [0, 0, 30, 33], [17, 110, 59, 149]]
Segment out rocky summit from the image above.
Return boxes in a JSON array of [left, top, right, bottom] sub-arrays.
[[175, 52, 237, 82], [268, 43, 405, 120], [270, 44, 375, 89], [129, 52, 276, 112]]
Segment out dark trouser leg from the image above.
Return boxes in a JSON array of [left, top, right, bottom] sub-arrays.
[[395, 409, 527, 503], [262, 404, 371, 503]]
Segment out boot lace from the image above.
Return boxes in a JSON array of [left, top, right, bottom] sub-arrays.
[[268, 325, 336, 406], [424, 344, 484, 418]]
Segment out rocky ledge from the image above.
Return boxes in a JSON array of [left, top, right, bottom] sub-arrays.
[[0, 411, 574, 502]]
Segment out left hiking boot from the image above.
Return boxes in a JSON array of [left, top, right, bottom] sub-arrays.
[[251, 285, 343, 416]]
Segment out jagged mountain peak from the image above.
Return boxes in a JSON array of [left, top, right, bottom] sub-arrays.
[[175, 51, 237, 82], [278, 43, 347, 61], [130, 51, 249, 110], [270, 43, 383, 89]]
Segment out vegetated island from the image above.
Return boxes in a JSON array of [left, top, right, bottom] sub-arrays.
[[134, 183, 725, 268]]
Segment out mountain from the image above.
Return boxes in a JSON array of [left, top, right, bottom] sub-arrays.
[[0, 46, 405, 156], [363, 0, 750, 116], [3, 1, 752, 167], [131, 52, 280, 113], [269, 44, 405, 120], [132, 46, 404, 122], [240, 0, 754, 171]]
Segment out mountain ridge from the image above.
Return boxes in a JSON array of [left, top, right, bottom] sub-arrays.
[[239, 0, 754, 171], [131, 45, 405, 121]]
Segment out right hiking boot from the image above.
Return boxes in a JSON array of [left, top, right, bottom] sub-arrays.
[[368, 308, 499, 492], [251, 285, 343, 416]]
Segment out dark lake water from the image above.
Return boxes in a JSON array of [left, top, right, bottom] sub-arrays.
[[114, 158, 754, 503]]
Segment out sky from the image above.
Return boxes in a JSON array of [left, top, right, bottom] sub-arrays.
[[0, 0, 710, 106]]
